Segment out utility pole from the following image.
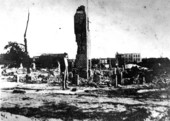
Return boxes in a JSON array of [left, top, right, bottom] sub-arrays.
[[24, 11, 30, 73], [24, 11, 30, 54]]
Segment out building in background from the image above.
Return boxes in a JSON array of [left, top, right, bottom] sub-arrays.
[[0, 53, 13, 65], [33, 53, 74, 71], [116, 52, 141, 67], [91, 58, 116, 69]]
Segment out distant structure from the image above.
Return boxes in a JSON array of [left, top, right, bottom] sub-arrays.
[[91, 58, 116, 69], [0, 53, 13, 65], [99, 58, 115, 69], [0, 54, 5, 64], [116, 52, 141, 66], [33, 53, 67, 68], [74, 5, 89, 78]]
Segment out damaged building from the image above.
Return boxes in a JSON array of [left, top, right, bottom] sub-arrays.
[[74, 5, 90, 78], [116, 52, 141, 67], [33, 53, 74, 71]]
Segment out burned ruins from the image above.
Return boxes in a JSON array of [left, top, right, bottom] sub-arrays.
[[0, 3, 170, 121]]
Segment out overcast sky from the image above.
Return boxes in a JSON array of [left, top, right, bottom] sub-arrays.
[[0, 0, 170, 59]]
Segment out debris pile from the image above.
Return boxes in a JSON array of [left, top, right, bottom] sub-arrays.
[[1, 60, 170, 91]]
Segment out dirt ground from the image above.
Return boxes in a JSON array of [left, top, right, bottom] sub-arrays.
[[0, 76, 170, 121]]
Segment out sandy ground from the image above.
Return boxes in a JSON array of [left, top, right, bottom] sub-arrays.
[[0, 75, 170, 121]]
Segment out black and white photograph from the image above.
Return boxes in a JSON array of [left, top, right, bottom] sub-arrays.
[[0, 0, 170, 120]]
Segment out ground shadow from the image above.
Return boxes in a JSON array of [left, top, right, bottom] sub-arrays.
[[0, 101, 153, 121]]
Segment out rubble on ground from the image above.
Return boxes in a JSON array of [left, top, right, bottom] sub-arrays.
[[0, 64, 170, 121]]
